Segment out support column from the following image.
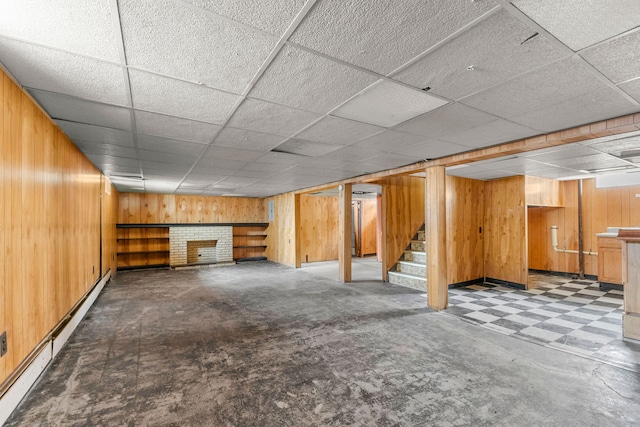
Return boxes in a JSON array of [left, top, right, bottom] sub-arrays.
[[339, 183, 352, 283], [294, 193, 301, 268], [426, 166, 447, 310]]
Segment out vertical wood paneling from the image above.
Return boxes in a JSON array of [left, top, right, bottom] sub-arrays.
[[446, 176, 484, 285], [264, 193, 297, 267], [299, 195, 339, 262], [484, 176, 528, 287], [117, 193, 265, 224], [375, 176, 425, 275], [525, 176, 563, 207], [359, 198, 378, 256], [1, 68, 109, 386]]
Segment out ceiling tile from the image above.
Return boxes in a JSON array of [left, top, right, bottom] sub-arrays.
[[180, 0, 306, 36], [353, 130, 427, 153], [543, 153, 629, 169], [0, 0, 120, 62], [202, 145, 265, 163], [227, 98, 321, 137], [440, 119, 540, 148], [272, 138, 342, 157], [29, 89, 132, 131], [446, 167, 514, 180], [393, 103, 497, 138], [254, 152, 310, 165], [619, 79, 640, 104], [581, 28, 640, 84], [86, 154, 140, 169], [508, 86, 639, 132], [138, 149, 197, 165], [362, 153, 417, 168], [587, 136, 640, 157], [290, 0, 496, 74], [136, 134, 206, 157], [295, 116, 384, 145], [393, 9, 569, 100], [134, 110, 220, 144], [250, 44, 377, 114], [332, 79, 449, 127], [319, 146, 383, 162], [0, 37, 128, 105], [524, 146, 603, 162], [74, 141, 137, 159], [512, 0, 640, 51], [211, 127, 284, 151], [56, 120, 134, 147], [394, 140, 470, 160], [461, 57, 630, 121], [129, 69, 240, 124], [118, 0, 275, 94]]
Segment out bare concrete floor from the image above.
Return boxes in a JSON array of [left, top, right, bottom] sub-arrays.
[[6, 261, 640, 426]]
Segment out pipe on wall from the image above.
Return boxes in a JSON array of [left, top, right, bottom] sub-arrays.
[[550, 225, 598, 256]]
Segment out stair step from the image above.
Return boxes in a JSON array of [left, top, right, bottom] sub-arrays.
[[403, 250, 426, 263], [410, 240, 425, 251], [388, 271, 426, 292], [417, 231, 425, 240], [397, 260, 427, 276]]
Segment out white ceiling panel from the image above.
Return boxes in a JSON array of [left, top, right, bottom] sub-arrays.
[[0, 0, 120, 62], [524, 146, 603, 162], [118, 0, 275, 94], [580, 28, 640, 84], [253, 152, 310, 165], [134, 111, 219, 144], [138, 149, 197, 165], [272, 138, 342, 157], [441, 119, 540, 148], [362, 154, 417, 168], [461, 57, 628, 120], [619, 79, 640, 104], [446, 168, 515, 180], [202, 145, 265, 163], [290, 0, 496, 74], [394, 140, 470, 160], [227, 98, 322, 137], [136, 134, 206, 157], [393, 103, 498, 139], [284, 166, 354, 179], [241, 162, 294, 173], [0, 37, 128, 106], [211, 127, 284, 151], [588, 137, 640, 157], [249, 44, 377, 114], [181, 0, 306, 36], [29, 89, 132, 131], [129, 69, 240, 124], [332, 79, 449, 127], [86, 154, 140, 168], [295, 116, 384, 145], [353, 130, 427, 153], [75, 141, 137, 159], [393, 9, 569, 100], [101, 164, 141, 176], [56, 120, 134, 147], [319, 146, 383, 163], [512, 0, 640, 51], [509, 86, 638, 132], [543, 153, 629, 169]]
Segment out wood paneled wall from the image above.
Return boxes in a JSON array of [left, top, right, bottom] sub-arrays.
[[484, 176, 528, 287], [525, 176, 563, 207], [118, 193, 265, 224], [102, 177, 119, 277], [1, 70, 109, 386], [264, 193, 299, 267], [528, 179, 640, 276], [359, 198, 378, 256], [376, 176, 425, 275], [446, 176, 485, 285], [299, 195, 339, 263]]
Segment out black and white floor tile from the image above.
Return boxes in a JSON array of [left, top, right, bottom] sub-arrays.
[[446, 274, 640, 371]]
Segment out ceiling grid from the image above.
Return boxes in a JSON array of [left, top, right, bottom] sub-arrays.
[[1, 0, 640, 195]]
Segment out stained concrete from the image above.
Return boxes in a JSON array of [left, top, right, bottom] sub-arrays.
[[5, 261, 640, 426]]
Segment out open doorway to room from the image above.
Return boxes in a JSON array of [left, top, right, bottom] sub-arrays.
[[299, 184, 383, 282]]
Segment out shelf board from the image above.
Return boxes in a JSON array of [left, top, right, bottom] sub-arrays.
[[117, 237, 169, 241], [117, 250, 170, 255], [117, 264, 170, 271], [233, 245, 267, 249], [233, 234, 268, 237]]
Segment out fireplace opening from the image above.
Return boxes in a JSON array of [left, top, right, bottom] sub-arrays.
[[187, 240, 217, 265]]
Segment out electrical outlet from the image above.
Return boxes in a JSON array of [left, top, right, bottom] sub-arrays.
[[1, 331, 7, 357]]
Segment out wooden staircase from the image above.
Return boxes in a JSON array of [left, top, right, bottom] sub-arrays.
[[387, 225, 427, 291]]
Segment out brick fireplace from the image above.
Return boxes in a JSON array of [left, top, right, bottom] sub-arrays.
[[169, 226, 233, 267]]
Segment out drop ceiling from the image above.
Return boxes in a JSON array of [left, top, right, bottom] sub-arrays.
[[1, 0, 640, 196]]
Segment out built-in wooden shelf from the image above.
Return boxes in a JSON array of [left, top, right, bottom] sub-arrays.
[[232, 224, 268, 261], [117, 226, 170, 270]]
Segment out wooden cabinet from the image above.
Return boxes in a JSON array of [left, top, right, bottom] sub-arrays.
[[598, 236, 623, 287], [233, 224, 268, 261], [117, 226, 170, 270]]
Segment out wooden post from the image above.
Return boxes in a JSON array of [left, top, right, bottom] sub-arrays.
[[294, 193, 301, 268], [619, 229, 640, 340], [339, 184, 352, 282], [426, 166, 448, 310]]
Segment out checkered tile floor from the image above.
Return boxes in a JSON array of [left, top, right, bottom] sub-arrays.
[[446, 274, 640, 371]]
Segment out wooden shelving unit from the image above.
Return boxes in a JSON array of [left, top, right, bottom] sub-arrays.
[[117, 226, 170, 270], [233, 225, 268, 261]]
